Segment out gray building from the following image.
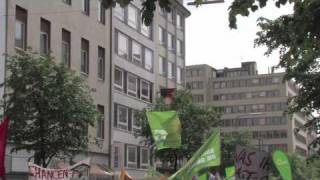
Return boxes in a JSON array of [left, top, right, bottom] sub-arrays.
[[0, 0, 189, 179], [186, 62, 311, 156]]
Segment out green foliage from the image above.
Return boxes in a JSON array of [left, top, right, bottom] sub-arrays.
[[2, 49, 97, 167], [135, 90, 221, 170]]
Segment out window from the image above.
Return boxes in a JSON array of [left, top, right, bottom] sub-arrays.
[[118, 105, 128, 130], [128, 5, 138, 29], [15, 6, 27, 49], [98, 46, 105, 80], [40, 18, 50, 56], [159, 26, 165, 45], [114, 68, 123, 89], [81, 38, 89, 74], [141, 80, 150, 101], [127, 74, 138, 97], [176, 13, 182, 28], [159, 56, 166, 75], [113, 146, 120, 168], [97, 105, 105, 139], [144, 48, 153, 71], [61, 29, 71, 67], [168, 62, 173, 79], [167, 10, 174, 22], [127, 146, 137, 168], [62, 0, 71, 5], [140, 148, 149, 169], [82, 0, 90, 15], [132, 41, 142, 64], [176, 39, 182, 56], [167, 33, 174, 50], [97, 0, 105, 24], [141, 23, 151, 38], [117, 32, 128, 59], [177, 67, 182, 84], [114, 3, 124, 21]]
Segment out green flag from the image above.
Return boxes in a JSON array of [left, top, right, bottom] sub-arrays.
[[146, 111, 181, 150], [225, 166, 235, 180], [272, 150, 292, 180], [169, 129, 221, 180]]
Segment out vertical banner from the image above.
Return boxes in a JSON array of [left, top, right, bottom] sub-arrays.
[[272, 150, 292, 180], [235, 146, 270, 180], [0, 117, 9, 178], [28, 158, 90, 180]]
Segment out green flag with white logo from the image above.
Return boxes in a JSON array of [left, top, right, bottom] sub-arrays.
[[272, 150, 292, 180], [146, 111, 181, 150], [225, 166, 235, 180], [169, 129, 221, 180]]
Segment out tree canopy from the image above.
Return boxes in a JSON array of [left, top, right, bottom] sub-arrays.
[[2, 50, 97, 167]]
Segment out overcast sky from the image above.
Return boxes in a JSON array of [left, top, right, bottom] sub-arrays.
[[184, 1, 293, 74]]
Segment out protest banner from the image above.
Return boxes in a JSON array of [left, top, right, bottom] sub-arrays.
[[235, 146, 270, 180], [28, 158, 90, 180]]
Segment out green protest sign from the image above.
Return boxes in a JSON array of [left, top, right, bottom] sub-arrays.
[[146, 111, 181, 150], [169, 129, 221, 180], [272, 150, 292, 180]]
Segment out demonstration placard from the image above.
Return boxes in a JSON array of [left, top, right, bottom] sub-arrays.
[[235, 146, 270, 180], [28, 158, 90, 180]]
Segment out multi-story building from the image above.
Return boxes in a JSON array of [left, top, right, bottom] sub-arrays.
[[110, 1, 189, 178], [0, 0, 189, 179], [186, 62, 311, 156]]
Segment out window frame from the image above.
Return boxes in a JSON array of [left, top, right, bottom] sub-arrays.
[[127, 73, 138, 97], [62, 0, 72, 5], [81, 0, 90, 15], [131, 40, 142, 64], [114, 3, 125, 21], [167, 33, 174, 51], [15, 20, 26, 49], [126, 145, 137, 168], [168, 62, 173, 79], [177, 67, 182, 84], [117, 105, 128, 130], [117, 32, 129, 59], [140, 79, 150, 101], [144, 48, 153, 71], [114, 68, 124, 90], [97, 0, 105, 24], [98, 46, 105, 80], [140, 148, 149, 168], [97, 105, 105, 139], [127, 4, 138, 29]]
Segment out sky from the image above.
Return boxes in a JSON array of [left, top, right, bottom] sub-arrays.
[[184, 1, 293, 74]]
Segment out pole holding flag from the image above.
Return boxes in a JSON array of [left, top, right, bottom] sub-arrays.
[[0, 117, 9, 179], [169, 129, 221, 180]]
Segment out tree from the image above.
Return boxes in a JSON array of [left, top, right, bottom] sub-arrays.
[[1, 49, 97, 167], [135, 90, 221, 171], [228, 0, 320, 149]]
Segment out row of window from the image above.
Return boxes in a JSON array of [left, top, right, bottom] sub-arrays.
[[63, 0, 106, 24], [116, 31, 153, 72], [186, 81, 204, 89], [15, 6, 106, 80], [186, 69, 204, 77], [192, 94, 204, 103], [252, 130, 287, 139], [213, 90, 281, 101], [213, 77, 281, 89], [113, 144, 149, 169], [114, 3, 152, 38], [221, 102, 287, 114], [114, 68, 153, 102], [158, 26, 183, 56], [261, 144, 288, 152], [159, 57, 183, 83], [159, 7, 184, 29], [113, 103, 140, 132], [221, 116, 287, 127]]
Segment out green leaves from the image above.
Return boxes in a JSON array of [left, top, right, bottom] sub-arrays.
[[3, 49, 98, 167]]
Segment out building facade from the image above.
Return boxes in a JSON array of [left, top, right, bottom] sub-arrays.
[[186, 62, 311, 156], [0, 0, 189, 179]]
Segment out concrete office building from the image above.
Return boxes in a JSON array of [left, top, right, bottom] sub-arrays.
[[186, 62, 311, 156], [0, 0, 189, 179]]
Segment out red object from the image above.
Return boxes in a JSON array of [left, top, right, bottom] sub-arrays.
[[0, 117, 9, 179]]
